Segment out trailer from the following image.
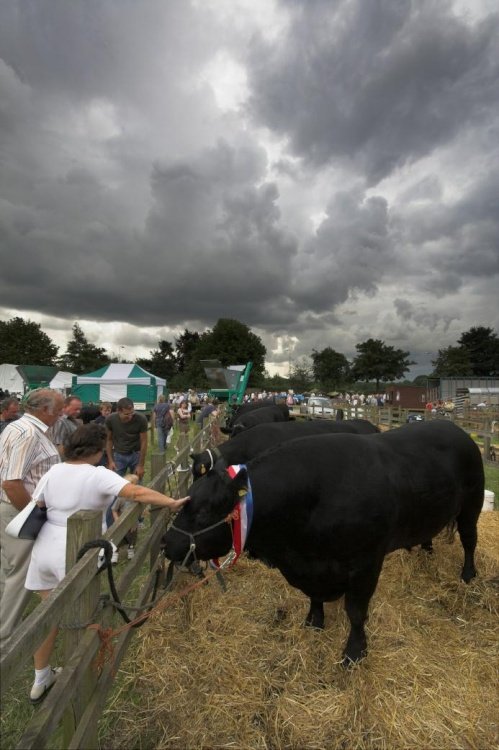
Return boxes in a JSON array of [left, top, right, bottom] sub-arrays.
[[201, 360, 253, 405]]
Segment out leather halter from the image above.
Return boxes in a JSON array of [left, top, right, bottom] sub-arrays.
[[199, 446, 222, 474], [169, 515, 232, 569]]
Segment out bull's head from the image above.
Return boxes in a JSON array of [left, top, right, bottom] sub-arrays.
[[162, 467, 248, 564], [190, 447, 224, 479]]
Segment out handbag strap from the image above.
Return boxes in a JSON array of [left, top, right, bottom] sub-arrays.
[[32, 470, 51, 503]]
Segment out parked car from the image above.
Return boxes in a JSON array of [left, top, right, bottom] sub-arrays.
[[307, 397, 335, 417], [406, 413, 424, 423]]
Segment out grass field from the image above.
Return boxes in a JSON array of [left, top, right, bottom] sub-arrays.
[[484, 461, 499, 509]]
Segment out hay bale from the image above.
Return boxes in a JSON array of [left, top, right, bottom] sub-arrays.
[[103, 513, 499, 749]]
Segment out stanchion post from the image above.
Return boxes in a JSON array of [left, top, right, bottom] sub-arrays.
[[62, 509, 102, 748], [177, 431, 190, 498], [150, 451, 166, 493]]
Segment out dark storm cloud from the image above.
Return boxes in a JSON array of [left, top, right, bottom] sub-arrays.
[[290, 191, 391, 311], [0, 0, 498, 366], [389, 168, 499, 295], [246, 0, 499, 183], [0, 132, 298, 327], [394, 299, 455, 332]]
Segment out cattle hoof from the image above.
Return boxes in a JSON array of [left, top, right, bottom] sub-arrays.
[[341, 650, 366, 668], [461, 568, 477, 584], [304, 617, 324, 630]]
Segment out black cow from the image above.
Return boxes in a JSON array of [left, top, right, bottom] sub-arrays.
[[226, 399, 277, 430], [163, 421, 483, 665], [191, 418, 379, 477], [224, 403, 291, 436]]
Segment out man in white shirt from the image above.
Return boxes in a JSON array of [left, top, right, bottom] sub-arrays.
[[0, 388, 63, 641]]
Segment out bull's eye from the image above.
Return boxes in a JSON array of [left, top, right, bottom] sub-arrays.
[[200, 466, 206, 474]]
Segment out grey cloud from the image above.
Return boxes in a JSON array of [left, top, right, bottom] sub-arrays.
[[390, 169, 499, 294], [246, 0, 499, 183], [290, 191, 391, 310], [394, 299, 456, 331], [0, 136, 299, 328], [0, 1, 213, 107]]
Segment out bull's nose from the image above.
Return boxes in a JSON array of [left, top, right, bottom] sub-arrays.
[[161, 532, 173, 558], [161, 530, 183, 561]]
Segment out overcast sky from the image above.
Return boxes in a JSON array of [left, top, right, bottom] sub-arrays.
[[1, 0, 498, 378]]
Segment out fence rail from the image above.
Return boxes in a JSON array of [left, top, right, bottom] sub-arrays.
[[294, 405, 498, 463]]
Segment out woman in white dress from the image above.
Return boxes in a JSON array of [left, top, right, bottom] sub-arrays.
[[25, 423, 188, 703]]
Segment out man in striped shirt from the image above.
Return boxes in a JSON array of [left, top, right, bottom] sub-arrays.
[[0, 389, 64, 641]]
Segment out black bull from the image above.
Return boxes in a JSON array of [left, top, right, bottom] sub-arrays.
[[163, 421, 484, 665], [222, 403, 291, 436], [191, 418, 379, 478]]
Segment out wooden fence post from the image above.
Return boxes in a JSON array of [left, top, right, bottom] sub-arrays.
[[387, 407, 393, 430], [151, 452, 166, 493], [177, 431, 191, 498], [483, 419, 491, 461], [62, 509, 102, 749]]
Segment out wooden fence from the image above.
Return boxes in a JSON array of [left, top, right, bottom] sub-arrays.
[[295, 404, 498, 463], [0, 421, 214, 750]]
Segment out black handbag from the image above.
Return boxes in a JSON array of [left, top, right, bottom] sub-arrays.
[[5, 500, 47, 540]]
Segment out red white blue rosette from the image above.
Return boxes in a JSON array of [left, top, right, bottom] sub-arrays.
[[210, 464, 253, 570]]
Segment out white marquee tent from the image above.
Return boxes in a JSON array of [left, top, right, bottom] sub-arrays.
[[0, 364, 24, 395]]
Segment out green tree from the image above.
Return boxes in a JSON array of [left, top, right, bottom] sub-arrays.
[[136, 339, 177, 382], [289, 356, 315, 392], [412, 374, 431, 386], [174, 329, 201, 375], [351, 338, 413, 390], [188, 319, 267, 387], [431, 346, 472, 377], [0, 317, 58, 365], [311, 347, 350, 389], [263, 371, 291, 392], [458, 326, 499, 376], [58, 323, 110, 374]]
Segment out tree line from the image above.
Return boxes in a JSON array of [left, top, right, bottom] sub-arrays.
[[0, 317, 497, 393]]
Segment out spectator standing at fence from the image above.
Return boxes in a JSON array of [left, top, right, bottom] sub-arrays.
[[151, 394, 174, 453], [47, 395, 83, 458], [0, 396, 21, 435], [177, 399, 191, 435], [196, 397, 219, 431], [24, 424, 189, 703], [0, 388, 63, 642], [105, 397, 148, 481]]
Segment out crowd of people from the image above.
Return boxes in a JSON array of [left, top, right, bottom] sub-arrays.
[[0, 389, 189, 704]]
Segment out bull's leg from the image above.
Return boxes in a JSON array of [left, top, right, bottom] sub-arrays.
[[457, 514, 479, 583], [421, 540, 433, 553], [342, 562, 383, 666], [305, 599, 324, 629]]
